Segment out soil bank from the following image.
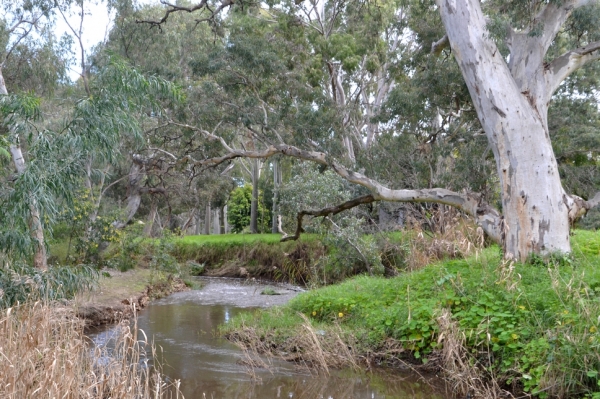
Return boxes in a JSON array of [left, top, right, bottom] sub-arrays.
[[74, 268, 189, 327]]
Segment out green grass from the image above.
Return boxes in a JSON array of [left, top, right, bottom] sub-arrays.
[[223, 230, 600, 398], [177, 233, 283, 245]]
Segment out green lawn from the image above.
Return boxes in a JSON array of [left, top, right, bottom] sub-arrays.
[[176, 233, 285, 245]]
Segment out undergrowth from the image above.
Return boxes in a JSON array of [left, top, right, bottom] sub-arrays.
[[223, 230, 600, 399], [0, 261, 98, 308]]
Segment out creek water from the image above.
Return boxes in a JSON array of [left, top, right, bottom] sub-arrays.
[[90, 278, 454, 399]]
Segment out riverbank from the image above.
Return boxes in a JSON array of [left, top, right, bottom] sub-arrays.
[[74, 268, 189, 327], [222, 230, 600, 399]]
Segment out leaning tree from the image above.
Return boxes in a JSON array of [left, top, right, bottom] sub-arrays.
[[140, 0, 600, 261]]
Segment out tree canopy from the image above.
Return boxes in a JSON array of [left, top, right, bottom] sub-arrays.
[[0, 0, 599, 266]]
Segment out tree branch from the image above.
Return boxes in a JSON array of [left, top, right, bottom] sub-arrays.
[[532, 0, 594, 54], [431, 35, 449, 55], [136, 0, 234, 29], [586, 192, 600, 210], [548, 40, 600, 96], [168, 120, 233, 152], [189, 143, 503, 242], [281, 195, 376, 241]]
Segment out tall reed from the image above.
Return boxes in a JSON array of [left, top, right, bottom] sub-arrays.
[[0, 301, 182, 398]]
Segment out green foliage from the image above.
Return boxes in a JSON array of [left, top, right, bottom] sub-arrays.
[[55, 188, 121, 263], [278, 162, 352, 231], [0, 57, 182, 264], [115, 223, 145, 272], [149, 230, 180, 276], [318, 218, 385, 282], [0, 261, 97, 308], [227, 184, 270, 233]]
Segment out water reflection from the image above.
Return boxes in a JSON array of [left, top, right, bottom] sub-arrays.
[[92, 281, 454, 399]]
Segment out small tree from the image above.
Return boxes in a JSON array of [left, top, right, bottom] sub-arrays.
[[227, 184, 270, 233]]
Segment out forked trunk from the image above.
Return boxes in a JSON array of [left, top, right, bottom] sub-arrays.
[[439, 0, 572, 261]]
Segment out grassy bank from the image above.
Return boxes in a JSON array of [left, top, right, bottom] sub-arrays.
[[172, 233, 325, 282], [222, 230, 600, 398]]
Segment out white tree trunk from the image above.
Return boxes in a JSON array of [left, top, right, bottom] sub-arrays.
[[1, 68, 47, 269], [271, 158, 282, 233], [204, 203, 211, 235], [143, 201, 158, 237], [250, 158, 260, 234], [438, 0, 571, 260], [9, 145, 48, 269]]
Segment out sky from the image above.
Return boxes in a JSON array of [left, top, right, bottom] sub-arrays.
[[55, 0, 157, 80]]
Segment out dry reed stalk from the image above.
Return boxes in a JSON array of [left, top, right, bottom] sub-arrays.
[[228, 314, 361, 377], [405, 207, 483, 270], [0, 301, 182, 399], [436, 309, 512, 399]]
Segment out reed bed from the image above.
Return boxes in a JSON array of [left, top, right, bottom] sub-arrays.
[[0, 301, 182, 399]]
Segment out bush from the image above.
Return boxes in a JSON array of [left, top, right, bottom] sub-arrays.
[[0, 261, 97, 308]]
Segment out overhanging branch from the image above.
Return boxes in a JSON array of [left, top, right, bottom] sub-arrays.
[[587, 192, 600, 210], [187, 143, 503, 242], [281, 195, 376, 242]]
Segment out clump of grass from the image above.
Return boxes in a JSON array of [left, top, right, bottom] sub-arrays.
[[0, 301, 182, 398], [223, 230, 600, 398]]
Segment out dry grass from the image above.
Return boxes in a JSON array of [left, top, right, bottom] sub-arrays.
[[228, 312, 359, 377], [405, 206, 484, 270], [437, 309, 512, 399], [0, 301, 182, 399]]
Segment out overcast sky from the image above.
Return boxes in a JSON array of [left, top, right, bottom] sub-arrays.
[[55, 0, 157, 80]]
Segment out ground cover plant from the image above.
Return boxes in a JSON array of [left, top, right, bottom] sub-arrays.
[[223, 229, 600, 398]]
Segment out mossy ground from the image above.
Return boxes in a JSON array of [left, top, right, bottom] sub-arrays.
[[222, 230, 600, 398]]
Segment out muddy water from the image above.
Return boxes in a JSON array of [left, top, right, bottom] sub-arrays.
[[91, 278, 454, 399]]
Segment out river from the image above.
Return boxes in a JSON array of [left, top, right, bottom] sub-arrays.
[[90, 278, 455, 399]]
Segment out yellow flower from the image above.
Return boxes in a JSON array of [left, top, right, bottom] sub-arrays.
[[590, 326, 597, 333], [338, 312, 344, 318], [312, 311, 317, 316], [518, 305, 525, 310]]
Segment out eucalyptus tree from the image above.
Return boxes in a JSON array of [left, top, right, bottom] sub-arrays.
[[0, 0, 65, 268], [96, 1, 237, 232], [140, 0, 600, 261]]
